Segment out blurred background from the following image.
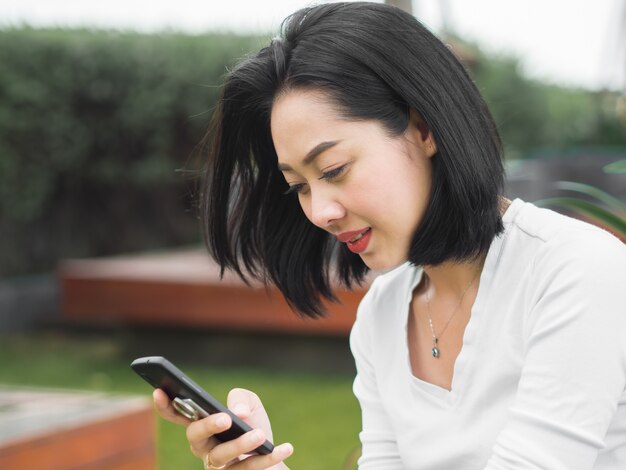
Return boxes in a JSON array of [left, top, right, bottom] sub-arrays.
[[0, 1, 624, 469]]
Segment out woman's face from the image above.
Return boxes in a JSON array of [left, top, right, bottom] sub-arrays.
[[271, 89, 436, 271]]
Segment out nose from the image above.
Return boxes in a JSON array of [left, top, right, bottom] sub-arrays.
[[307, 187, 346, 229]]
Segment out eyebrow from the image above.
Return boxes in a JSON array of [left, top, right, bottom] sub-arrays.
[[278, 140, 341, 171]]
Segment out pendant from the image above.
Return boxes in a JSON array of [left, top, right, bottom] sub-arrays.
[[431, 337, 440, 358]]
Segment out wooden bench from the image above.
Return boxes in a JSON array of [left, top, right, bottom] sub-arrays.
[[59, 248, 368, 336], [0, 387, 155, 470]]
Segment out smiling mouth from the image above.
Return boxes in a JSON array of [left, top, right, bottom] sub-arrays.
[[349, 228, 370, 243], [345, 227, 372, 254], [336, 227, 372, 244]]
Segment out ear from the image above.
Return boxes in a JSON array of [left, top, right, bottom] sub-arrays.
[[407, 109, 437, 158]]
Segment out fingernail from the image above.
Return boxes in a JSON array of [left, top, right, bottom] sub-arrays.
[[232, 403, 248, 415], [216, 415, 229, 428], [247, 430, 263, 443], [276, 443, 294, 457]]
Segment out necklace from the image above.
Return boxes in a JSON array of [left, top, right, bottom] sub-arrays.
[[424, 270, 480, 359]]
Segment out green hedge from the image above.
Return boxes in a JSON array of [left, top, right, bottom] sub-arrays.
[[467, 42, 626, 160], [1, 28, 623, 277], [0, 28, 266, 276]]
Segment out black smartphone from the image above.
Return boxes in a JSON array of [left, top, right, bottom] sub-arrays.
[[130, 356, 274, 455]]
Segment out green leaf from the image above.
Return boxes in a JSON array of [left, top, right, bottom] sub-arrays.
[[554, 181, 626, 212], [604, 159, 626, 174], [536, 197, 626, 237]]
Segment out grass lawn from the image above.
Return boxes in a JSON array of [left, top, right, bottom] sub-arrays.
[[0, 330, 361, 469]]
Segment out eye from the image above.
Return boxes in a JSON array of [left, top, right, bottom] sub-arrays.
[[283, 183, 307, 195], [319, 164, 348, 181]]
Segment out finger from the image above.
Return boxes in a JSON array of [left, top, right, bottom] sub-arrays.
[[227, 388, 273, 441], [206, 429, 275, 469], [227, 388, 259, 419], [186, 412, 232, 452], [232, 443, 294, 470], [152, 389, 191, 426]]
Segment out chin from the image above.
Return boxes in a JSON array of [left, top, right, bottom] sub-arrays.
[[360, 253, 406, 273]]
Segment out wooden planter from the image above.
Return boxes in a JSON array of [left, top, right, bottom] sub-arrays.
[[59, 248, 369, 336], [0, 388, 155, 470]]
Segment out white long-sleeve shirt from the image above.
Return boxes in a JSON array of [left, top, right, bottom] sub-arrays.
[[350, 199, 626, 469]]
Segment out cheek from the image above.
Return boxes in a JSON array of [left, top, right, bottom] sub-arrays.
[[297, 196, 314, 224], [370, 164, 430, 227], [358, 165, 410, 209]]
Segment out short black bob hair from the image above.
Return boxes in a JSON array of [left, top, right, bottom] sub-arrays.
[[202, 1, 504, 317]]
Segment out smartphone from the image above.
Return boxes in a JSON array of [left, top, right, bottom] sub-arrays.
[[130, 356, 274, 455]]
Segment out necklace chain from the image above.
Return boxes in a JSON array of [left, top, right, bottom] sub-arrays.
[[425, 270, 480, 359]]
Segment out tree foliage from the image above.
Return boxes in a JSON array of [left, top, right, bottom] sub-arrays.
[[0, 27, 265, 276], [0, 28, 623, 276], [467, 40, 626, 158]]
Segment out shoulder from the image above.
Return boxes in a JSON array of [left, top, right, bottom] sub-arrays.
[[502, 200, 626, 332], [350, 263, 418, 372], [504, 199, 625, 274], [357, 262, 418, 317], [351, 262, 419, 340]]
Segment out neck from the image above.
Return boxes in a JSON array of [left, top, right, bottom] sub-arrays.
[[420, 196, 510, 297], [422, 256, 485, 299]]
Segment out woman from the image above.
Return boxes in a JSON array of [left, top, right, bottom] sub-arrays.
[[154, 2, 626, 469]]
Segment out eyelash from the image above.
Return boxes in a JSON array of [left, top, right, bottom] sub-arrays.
[[318, 165, 347, 181], [284, 164, 348, 195], [284, 184, 304, 195]]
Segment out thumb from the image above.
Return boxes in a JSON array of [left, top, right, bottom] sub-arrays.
[[227, 387, 261, 419], [226, 388, 273, 441]]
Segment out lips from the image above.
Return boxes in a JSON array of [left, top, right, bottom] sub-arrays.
[[337, 227, 372, 254]]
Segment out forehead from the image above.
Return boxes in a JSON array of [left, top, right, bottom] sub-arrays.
[[270, 89, 351, 162], [271, 89, 340, 131]]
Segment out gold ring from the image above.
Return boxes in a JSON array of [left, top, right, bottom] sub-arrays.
[[203, 452, 227, 470]]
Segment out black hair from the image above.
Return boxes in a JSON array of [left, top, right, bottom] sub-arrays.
[[202, 2, 504, 317]]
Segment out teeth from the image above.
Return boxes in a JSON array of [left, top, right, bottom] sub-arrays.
[[349, 229, 368, 243], [350, 233, 363, 243]]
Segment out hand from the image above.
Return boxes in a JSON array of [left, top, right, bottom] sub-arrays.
[[153, 387, 293, 469]]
